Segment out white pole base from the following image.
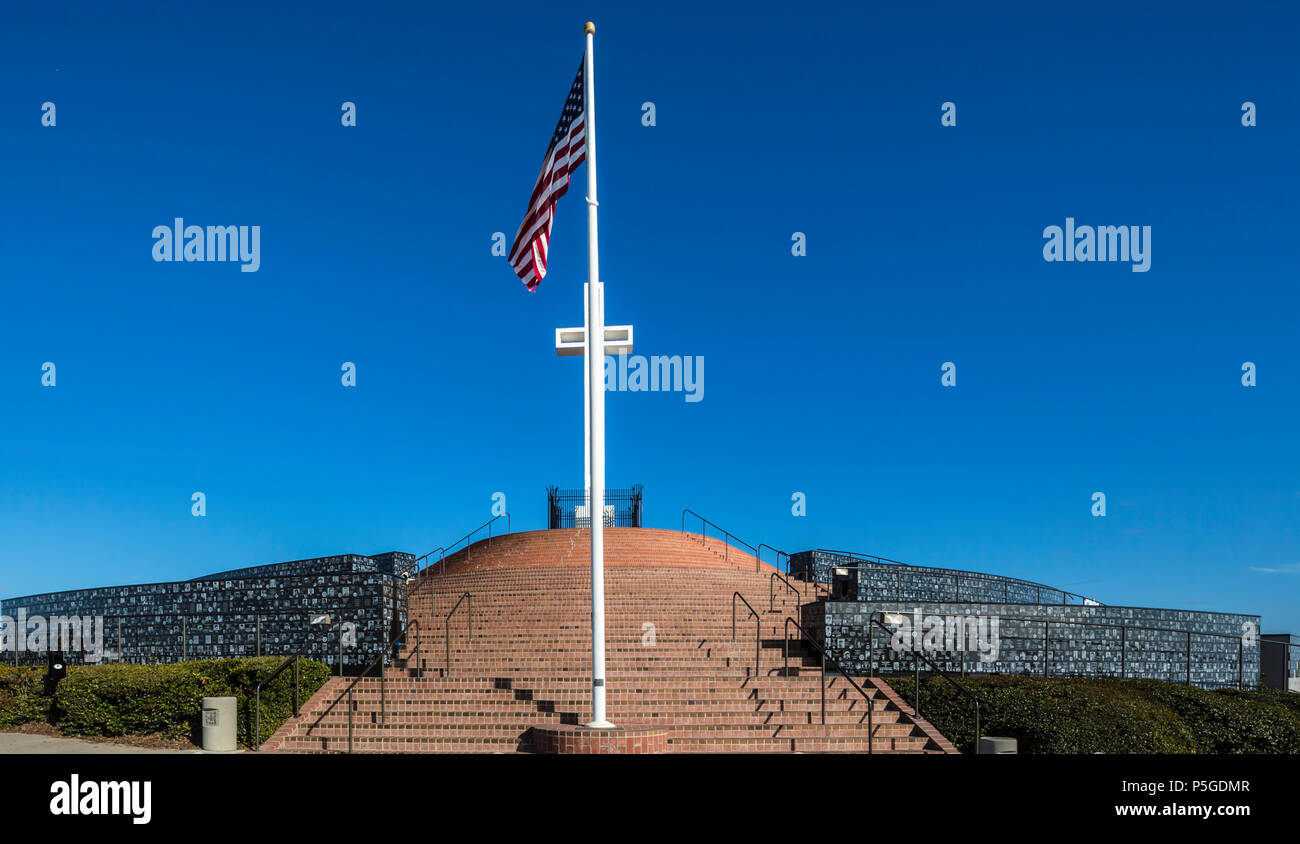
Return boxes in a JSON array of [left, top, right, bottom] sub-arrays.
[[583, 719, 617, 729]]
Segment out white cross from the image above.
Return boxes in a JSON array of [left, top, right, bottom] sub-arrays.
[[555, 281, 633, 500]]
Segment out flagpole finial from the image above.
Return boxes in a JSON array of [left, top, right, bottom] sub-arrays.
[[585, 21, 595, 35]]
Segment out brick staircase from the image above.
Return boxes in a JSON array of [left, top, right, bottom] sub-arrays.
[[263, 528, 955, 753]]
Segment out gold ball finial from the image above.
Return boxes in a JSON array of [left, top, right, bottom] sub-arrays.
[[585, 21, 595, 35]]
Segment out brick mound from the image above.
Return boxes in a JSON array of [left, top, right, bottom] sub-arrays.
[[417, 527, 777, 575], [263, 528, 955, 754]]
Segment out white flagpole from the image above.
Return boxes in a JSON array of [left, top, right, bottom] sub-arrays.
[[582, 20, 613, 729]]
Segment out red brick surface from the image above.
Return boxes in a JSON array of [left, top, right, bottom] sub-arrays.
[[533, 724, 668, 754], [263, 528, 954, 754]]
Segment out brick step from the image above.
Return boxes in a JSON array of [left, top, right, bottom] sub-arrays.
[[257, 530, 951, 755], [292, 723, 911, 741], [328, 674, 852, 686], [305, 714, 897, 731], [279, 735, 927, 753]]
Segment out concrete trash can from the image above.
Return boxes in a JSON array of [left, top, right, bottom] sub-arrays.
[[978, 736, 1018, 754], [201, 696, 237, 752]]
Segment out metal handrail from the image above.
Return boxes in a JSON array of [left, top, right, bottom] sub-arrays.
[[731, 592, 760, 678], [866, 608, 1286, 690], [682, 509, 760, 570], [444, 592, 473, 677], [781, 616, 875, 754], [757, 543, 790, 575], [408, 546, 446, 579], [335, 617, 421, 753], [252, 613, 356, 748], [813, 550, 1101, 606], [868, 611, 982, 750], [770, 570, 801, 611], [411, 512, 511, 578]]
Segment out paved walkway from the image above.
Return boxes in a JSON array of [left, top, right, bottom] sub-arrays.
[[0, 733, 216, 754]]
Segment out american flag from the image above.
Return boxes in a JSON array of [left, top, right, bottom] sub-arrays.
[[508, 58, 587, 291]]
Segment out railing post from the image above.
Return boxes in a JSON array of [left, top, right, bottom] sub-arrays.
[[914, 646, 921, 719], [293, 656, 300, 716], [974, 700, 981, 753], [783, 618, 789, 676], [1043, 621, 1049, 677], [820, 663, 826, 725], [347, 687, 354, 754], [869, 622, 875, 677], [754, 613, 760, 679]]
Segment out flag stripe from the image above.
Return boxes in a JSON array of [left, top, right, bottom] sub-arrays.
[[509, 58, 586, 291]]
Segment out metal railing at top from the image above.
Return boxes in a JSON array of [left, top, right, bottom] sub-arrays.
[[731, 592, 760, 678], [409, 513, 511, 580], [681, 509, 760, 571], [782, 616, 876, 754], [802, 551, 1103, 606], [867, 611, 982, 752], [6, 606, 363, 670], [865, 607, 1295, 690]]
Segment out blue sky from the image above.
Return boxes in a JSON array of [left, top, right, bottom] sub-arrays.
[[0, 1, 1296, 632]]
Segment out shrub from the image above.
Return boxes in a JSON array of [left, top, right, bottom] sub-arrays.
[[0, 666, 53, 727], [883, 674, 1300, 754], [53, 657, 331, 747]]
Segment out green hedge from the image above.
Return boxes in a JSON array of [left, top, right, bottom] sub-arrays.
[[0, 666, 53, 728], [884, 674, 1300, 754], [0, 657, 330, 748]]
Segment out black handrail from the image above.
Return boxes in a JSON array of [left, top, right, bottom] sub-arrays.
[[682, 509, 760, 569], [408, 546, 446, 578], [867, 611, 982, 751], [770, 570, 800, 611], [782, 616, 874, 754], [731, 592, 760, 678], [252, 614, 354, 748], [411, 512, 511, 578], [757, 543, 790, 575], [445, 592, 473, 677], [332, 617, 422, 753]]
